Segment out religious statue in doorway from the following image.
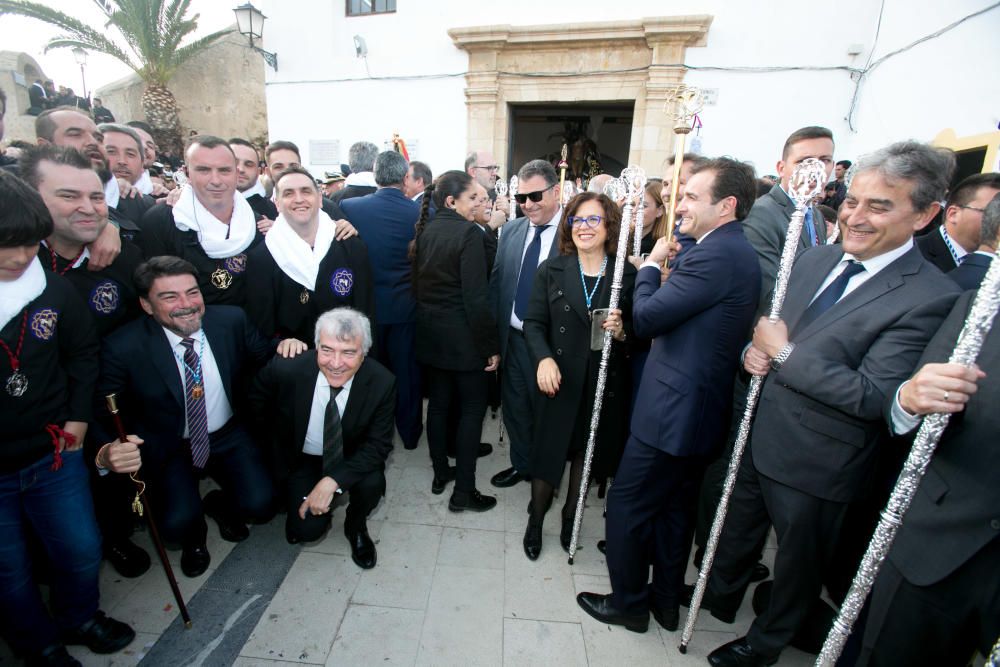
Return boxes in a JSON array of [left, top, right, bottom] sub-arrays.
[[546, 121, 602, 189]]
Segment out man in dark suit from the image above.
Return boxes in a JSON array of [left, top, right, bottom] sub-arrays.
[[94, 257, 305, 577], [488, 159, 563, 488], [702, 141, 962, 667], [857, 287, 999, 666], [331, 141, 378, 203], [577, 158, 762, 633], [230, 138, 269, 222], [28, 79, 48, 114], [341, 150, 422, 449], [917, 172, 1000, 273], [949, 193, 999, 290], [250, 308, 395, 569]]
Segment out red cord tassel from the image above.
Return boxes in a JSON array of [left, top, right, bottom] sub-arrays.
[[44, 424, 77, 470]]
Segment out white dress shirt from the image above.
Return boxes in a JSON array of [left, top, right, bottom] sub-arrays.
[[162, 327, 233, 434], [509, 207, 562, 330], [303, 372, 354, 456], [806, 238, 914, 306]]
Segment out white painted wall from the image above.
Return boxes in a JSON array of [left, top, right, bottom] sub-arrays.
[[259, 0, 1000, 178]]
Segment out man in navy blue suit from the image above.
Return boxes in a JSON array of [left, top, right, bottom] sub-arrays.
[[577, 157, 761, 633], [341, 151, 423, 449]]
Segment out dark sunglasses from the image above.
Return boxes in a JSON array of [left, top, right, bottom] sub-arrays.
[[514, 184, 555, 205], [567, 215, 604, 229]]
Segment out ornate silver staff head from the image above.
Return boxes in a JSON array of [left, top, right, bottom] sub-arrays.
[[509, 175, 519, 197], [788, 157, 827, 208], [604, 177, 626, 203], [561, 180, 577, 205], [665, 85, 705, 133], [494, 178, 507, 198]]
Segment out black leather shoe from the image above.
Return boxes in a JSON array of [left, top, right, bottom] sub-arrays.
[[576, 592, 648, 633], [523, 522, 542, 560], [448, 489, 497, 513], [597, 539, 606, 554], [559, 516, 573, 552], [707, 637, 778, 667], [62, 611, 135, 655], [346, 527, 377, 569], [478, 442, 493, 458], [104, 538, 151, 578], [203, 490, 249, 542], [180, 544, 211, 577], [431, 466, 457, 495], [680, 583, 736, 623], [650, 603, 679, 632], [490, 466, 524, 488], [26, 643, 81, 667], [749, 562, 770, 583]]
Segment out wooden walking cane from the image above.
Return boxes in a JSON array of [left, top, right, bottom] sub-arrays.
[[105, 393, 192, 628]]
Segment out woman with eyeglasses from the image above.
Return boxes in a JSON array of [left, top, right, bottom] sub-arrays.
[[411, 170, 501, 513], [521, 192, 636, 560]]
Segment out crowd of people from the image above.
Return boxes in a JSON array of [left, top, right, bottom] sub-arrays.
[[0, 97, 997, 667]]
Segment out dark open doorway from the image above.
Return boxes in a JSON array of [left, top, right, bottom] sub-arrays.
[[507, 102, 634, 188]]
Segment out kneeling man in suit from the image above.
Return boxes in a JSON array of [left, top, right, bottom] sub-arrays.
[[250, 307, 395, 569]]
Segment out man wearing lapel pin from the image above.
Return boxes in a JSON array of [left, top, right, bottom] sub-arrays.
[[700, 141, 961, 667], [249, 308, 395, 569]]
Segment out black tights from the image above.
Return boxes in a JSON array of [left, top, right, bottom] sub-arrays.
[[529, 452, 586, 526]]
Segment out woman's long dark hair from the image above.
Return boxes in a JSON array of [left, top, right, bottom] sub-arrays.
[[408, 170, 473, 261]]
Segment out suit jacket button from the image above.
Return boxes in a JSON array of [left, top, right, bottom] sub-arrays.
[[991, 519, 1000, 530], [556, 349, 563, 355], [558, 290, 563, 295], [564, 305, 571, 312], [559, 326, 566, 333]]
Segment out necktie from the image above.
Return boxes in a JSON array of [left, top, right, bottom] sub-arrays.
[[804, 208, 819, 247], [323, 385, 344, 472], [181, 338, 211, 468], [514, 225, 545, 320], [793, 260, 866, 336]]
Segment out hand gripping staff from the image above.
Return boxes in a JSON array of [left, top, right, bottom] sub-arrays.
[[105, 393, 193, 628], [566, 166, 644, 564], [679, 157, 827, 653], [816, 253, 1000, 665]]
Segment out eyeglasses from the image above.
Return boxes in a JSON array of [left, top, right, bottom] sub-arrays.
[[473, 165, 499, 171], [959, 205, 986, 213], [567, 215, 605, 229], [514, 184, 555, 205]]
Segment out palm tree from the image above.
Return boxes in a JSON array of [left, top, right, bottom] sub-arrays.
[[0, 0, 232, 151]]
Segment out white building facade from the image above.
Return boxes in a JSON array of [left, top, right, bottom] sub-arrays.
[[259, 0, 999, 179]]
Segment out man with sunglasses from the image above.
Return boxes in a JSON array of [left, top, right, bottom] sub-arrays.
[[488, 159, 562, 488]]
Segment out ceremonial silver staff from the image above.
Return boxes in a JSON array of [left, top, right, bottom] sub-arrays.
[[508, 175, 519, 222], [494, 178, 508, 240], [816, 253, 1000, 666], [679, 157, 827, 653], [663, 85, 704, 249], [567, 167, 642, 564], [629, 168, 648, 257]]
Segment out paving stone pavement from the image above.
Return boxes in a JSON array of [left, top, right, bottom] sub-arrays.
[[1, 410, 820, 666]]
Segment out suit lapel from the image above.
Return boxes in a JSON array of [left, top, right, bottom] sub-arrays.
[[784, 248, 842, 331], [341, 359, 370, 437], [202, 310, 234, 404], [146, 318, 185, 408], [293, 355, 316, 449], [554, 257, 591, 326]]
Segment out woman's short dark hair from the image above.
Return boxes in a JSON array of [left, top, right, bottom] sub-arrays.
[[134, 256, 199, 298], [0, 170, 53, 247], [557, 192, 622, 256]]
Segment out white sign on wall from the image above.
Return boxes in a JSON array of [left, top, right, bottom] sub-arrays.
[[309, 140, 341, 165]]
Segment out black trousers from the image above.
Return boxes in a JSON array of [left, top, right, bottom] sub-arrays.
[[858, 536, 1000, 667], [706, 448, 848, 659], [426, 366, 487, 493], [284, 454, 386, 543], [375, 322, 423, 449], [146, 421, 274, 548], [500, 328, 535, 475], [606, 436, 709, 614]]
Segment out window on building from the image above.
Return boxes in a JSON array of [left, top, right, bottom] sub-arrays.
[[347, 0, 396, 16]]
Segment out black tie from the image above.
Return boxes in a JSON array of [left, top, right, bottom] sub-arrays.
[[514, 225, 545, 320], [793, 260, 866, 336], [323, 385, 344, 472]]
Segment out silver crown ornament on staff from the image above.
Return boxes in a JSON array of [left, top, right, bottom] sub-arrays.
[[663, 85, 705, 251], [678, 157, 828, 654], [816, 252, 1000, 665], [508, 175, 519, 222], [566, 165, 645, 565], [624, 167, 648, 258]]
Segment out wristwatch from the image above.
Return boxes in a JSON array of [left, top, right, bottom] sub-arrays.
[[769, 343, 796, 371]]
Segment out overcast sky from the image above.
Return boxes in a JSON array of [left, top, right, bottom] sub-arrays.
[[0, 0, 238, 95]]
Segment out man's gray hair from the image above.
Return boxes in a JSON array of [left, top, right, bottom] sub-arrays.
[[314, 307, 372, 354], [981, 193, 1000, 247], [348, 141, 378, 173], [517, 159, 558, 187], [853, 141, 956, 212], [374, 150, 408, 187], [98, 123, 143, 154], [587, 174, 613, 193], [464, 151, 479, 172]]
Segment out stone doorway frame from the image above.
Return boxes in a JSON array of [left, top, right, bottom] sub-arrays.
[[449, 15, 713, 177]]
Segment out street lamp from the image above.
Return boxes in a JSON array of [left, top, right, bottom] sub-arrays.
[[71, 46, 88, 99], [233, 2, 278, 71]]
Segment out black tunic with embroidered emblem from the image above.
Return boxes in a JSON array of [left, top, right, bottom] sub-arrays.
[[244, 236, 376, 343], [37, 239, 143, 338], [0, 273, 98, 473], [138, 203, 263, 307]]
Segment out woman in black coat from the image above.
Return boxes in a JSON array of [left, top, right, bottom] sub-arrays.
[[412, 171, 500, 513], [522, 192, 636, 560]]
